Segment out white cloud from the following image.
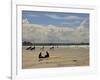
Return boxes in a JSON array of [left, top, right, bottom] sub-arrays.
[[22, 21, 89, 43], [45, 14, 61, 19], [22, 18, 30, 24], [28, 14, 39, 17], [45, 14, 81, 20], [64, 16, 80, 20], [61, 22, 71, 26]]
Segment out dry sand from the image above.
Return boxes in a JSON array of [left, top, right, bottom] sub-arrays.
[[22, 46, 89, 69]]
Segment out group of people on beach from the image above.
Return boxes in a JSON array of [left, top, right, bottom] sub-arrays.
[[26, 46, 54, 51]]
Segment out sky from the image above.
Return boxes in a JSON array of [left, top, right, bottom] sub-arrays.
[[22, 10, 89, 43]]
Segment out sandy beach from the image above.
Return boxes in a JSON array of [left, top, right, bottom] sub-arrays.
[[22, 46, 89, 69]]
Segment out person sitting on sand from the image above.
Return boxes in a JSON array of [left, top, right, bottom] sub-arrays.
[[39, 51, 50, 59]]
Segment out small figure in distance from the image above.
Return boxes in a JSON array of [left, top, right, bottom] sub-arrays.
[[30, 46, 35, 50], [50, 46, 54, 50], [26, 46, 31, 50]]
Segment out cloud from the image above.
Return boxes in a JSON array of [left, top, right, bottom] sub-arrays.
[[22, 20, 89, 43], [22, 18, 30, 24], [45, 14, 81, 20], [45, 14, 61, 19], [64, 16, 80, 20], [61, 22, 70, 25], [61, 20, 81, 27], [28, 14, 39, 17]]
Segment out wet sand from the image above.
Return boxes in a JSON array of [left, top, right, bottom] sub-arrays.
[[22, 46, 89, 69]]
